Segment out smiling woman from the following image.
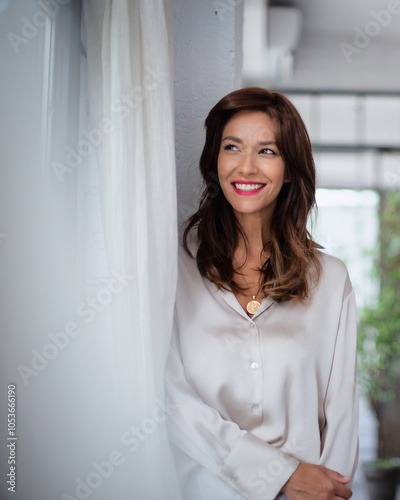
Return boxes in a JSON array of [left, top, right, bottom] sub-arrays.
[[217, 110, 288, 222], [166, 88, 359, 500]]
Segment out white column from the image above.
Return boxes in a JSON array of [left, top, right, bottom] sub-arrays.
[[174, 0, 244, 225]]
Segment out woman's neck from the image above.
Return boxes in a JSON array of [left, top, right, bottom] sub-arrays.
[[234, 212, 271, 266]]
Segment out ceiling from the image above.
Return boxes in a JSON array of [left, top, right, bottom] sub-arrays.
[[243, 0, 400, 92], [285, 0, 400, 38]]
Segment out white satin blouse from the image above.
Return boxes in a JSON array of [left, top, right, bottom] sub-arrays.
[[165, 243, 359, 500]]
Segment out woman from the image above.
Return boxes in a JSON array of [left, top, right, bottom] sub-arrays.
[[166, 88, 358, 500]]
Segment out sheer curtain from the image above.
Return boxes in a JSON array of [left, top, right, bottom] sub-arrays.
[[80, 0, 180, 498]]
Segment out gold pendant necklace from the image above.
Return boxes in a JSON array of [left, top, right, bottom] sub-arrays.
[[246, 276, 265, 315], [243, 257, 269, 316], [246, 296, 261, 315]]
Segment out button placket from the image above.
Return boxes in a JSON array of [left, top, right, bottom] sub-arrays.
[[244, 319, 262, 417]]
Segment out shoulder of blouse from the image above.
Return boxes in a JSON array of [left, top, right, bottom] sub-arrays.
[[314, 249, 354, 301]]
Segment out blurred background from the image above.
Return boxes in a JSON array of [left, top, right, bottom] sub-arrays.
[[243, 0, 400, 498]]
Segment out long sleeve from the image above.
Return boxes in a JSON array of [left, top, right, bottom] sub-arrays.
[[165, 316, 300, 500], [318, 289, 359, 477]]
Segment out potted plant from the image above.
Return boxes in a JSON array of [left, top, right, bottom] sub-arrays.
[[357, 190, 400, 500]]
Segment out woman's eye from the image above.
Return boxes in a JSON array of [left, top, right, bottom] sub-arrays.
[[260, 148, 276, 155], [224, 144, 239, 151]]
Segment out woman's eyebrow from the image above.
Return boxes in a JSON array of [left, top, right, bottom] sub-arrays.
[[221, 136, 277, 146], [221, 135, 242, 143]]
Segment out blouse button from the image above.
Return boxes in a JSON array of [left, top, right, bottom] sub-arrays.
[[251, 404, 260, 412], [251, 362, 259, 370], [249, 323, 255, 328]]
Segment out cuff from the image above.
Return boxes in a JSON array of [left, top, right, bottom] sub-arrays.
[[218, 432, 300, 500]]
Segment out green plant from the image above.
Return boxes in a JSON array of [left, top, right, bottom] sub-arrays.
[[363, 459, 400, 469], [357, 190, 400, 458]]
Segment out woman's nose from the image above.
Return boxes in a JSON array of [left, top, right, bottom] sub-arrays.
[[238, 153, 258, 175]]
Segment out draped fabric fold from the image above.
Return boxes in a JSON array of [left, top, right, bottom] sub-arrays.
[[81, 1, 180, 497]]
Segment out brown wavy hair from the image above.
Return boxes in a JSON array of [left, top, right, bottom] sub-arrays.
[[183, 87, 321, 302]]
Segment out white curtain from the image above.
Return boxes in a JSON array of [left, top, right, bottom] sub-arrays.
[[80, 0, 181, 498], [0, 0, 180, 498], [82, 0, 177, 416]]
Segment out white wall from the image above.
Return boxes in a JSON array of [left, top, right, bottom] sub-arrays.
[[174, 0, 243, 226]]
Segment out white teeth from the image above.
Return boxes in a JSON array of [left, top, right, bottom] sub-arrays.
[[234, 183, 264, 191]]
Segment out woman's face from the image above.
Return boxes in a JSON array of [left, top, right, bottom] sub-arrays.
[[217, 110, 289, 222]]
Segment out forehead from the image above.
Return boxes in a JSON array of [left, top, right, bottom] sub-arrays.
[[222, 110, 278, 137]]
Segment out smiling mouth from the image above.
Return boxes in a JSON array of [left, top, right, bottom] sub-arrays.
[[233, 183, 265, 191], [232, 182, 266, 194]]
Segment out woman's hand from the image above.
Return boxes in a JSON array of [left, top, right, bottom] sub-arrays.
[[281, 462, 353, 499]]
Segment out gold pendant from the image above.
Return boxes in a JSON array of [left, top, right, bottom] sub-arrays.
[[246, 296, 261, 315]]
